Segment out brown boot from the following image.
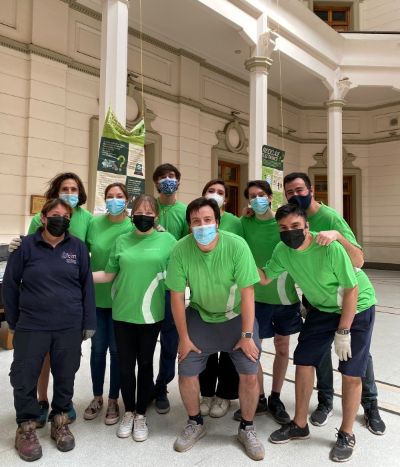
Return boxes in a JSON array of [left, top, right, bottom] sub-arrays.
[[15, 421, 42, 462], [50, 413, 75, 452]]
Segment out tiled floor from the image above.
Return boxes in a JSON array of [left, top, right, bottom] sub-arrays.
[[0, 269, 399, 466]]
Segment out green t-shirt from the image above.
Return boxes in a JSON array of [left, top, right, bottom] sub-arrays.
[[157, 200, 189, 240], [241, 216, 299, 305], [87, 215, 132, 308], [265, 233, 376, 314], [220, 211, 244, 237], [105, 230, 177, 324], [308, 204, 361, 248], [28, 206, 93, 242], [166, 230, 260, 323]]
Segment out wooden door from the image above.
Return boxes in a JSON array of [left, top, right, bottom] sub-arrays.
[[218, 160, 240, 215], [314, 175, 354, 232]]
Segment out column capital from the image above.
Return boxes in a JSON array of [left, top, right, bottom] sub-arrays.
[[325, 99, 346, 109], [244, 56, 273, 73]]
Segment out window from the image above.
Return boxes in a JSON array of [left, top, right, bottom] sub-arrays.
[[314, 5, 351, 32]]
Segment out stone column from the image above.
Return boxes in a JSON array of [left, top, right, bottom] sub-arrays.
[[326, 79, 351, 215], [99, 0, 129, 136], [244, 28, 276, 180]]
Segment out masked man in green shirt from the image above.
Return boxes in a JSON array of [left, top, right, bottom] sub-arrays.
[[166, 197, 265, 461], [152, 163, 189, 414], [259, 203, 376, 463], [283, 172, 385, 436]]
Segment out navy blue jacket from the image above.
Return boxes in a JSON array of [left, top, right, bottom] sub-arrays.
[[3, 230, 96, 332]]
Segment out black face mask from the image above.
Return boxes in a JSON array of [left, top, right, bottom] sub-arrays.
[[288, 193, 312, 211], [46, 216, 70, 237], [280, 229, 305, 249], [132, 215, 155, 232]]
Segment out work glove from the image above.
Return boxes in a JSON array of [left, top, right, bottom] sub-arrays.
[[82, 330, 96, 340], [334, 331, 352, 361], [8, 237, 22, 252]]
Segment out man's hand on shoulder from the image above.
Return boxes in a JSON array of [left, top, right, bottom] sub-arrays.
[[315, 230, 340, 247]]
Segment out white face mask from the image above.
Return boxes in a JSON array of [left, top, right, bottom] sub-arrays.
[[205, 192, 224, 208]]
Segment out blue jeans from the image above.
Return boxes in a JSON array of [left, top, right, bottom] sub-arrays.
[[316, 349, 378, 410], [155, 291, 179, 392], [90, 307, 120, 399]]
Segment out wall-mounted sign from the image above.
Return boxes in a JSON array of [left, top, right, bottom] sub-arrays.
[[30, 195, 47, 215], [262, 145, 285, 211]]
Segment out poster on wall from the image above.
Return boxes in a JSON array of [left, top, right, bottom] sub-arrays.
[[261, 145, 285, 211], [94, 108, 145, 214]]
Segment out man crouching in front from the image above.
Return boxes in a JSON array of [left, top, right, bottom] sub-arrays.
[[165, 197, 265, 461]]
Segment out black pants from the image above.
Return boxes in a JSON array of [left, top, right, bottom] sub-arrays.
[[113, 320, 161, 415], [199, 352, 239, 400], [10, 329, 82, 425]]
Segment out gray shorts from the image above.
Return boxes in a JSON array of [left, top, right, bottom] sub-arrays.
[[178, 307, 261, 377]]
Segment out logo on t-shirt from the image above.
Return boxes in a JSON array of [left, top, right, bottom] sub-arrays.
[[61, 251, 77, 264]]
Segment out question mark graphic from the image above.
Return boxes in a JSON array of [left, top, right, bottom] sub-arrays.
[[117, 155, 126, 172]]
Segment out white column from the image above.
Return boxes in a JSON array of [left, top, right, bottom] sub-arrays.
[[245, 56, 271, 180], [325, 78, 351, 215], [99, 0, 129, 136], [245, 23, 276, 180], [326, 99, 345, 215]]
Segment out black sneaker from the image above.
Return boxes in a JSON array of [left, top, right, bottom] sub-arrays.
[[309, 403, 333, 426], [330, 430, 355, 462], [155, 391, 170, 414], [364, 401, 386, 435], [268, 396, 290, 424], [233, 398, 268, 421], [269, 421, 310, 444]]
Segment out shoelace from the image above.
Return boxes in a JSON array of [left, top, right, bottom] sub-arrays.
[[88, 399, 102, 411], [243, 429, 259, 445], [182, 423, 199, 440], [22, 428, 39, 442], [135, 417, 146, 430], [121, 413, 134, 428], [335, 430, 354, 448]]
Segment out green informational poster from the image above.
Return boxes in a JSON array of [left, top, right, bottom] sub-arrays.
[[95, 108, 145, 214], [261, 145, 285, 211]]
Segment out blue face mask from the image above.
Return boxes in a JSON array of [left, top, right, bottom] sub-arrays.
[[106, 198, 126, 216], [59, 193, 79, 208], [250, 196, 270, 215], [158, 177, 178, 195], [192, 224, 217, 246], [288, 193, 312, 211]]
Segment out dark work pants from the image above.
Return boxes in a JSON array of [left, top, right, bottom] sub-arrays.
[[155, 291, 179, 392], [199, 352, 239, 400], [10, 329, 82, 425], [316, 349, 378, 410], [114, 320, 161, 415]]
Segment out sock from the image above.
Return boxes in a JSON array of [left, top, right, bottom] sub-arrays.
[[189, 413, 203, 425], [259, 393, 266, 402], [240, 418, 253, 430], [270, 391, 280, 400]]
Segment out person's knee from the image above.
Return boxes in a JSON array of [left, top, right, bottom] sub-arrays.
[[274, 335, 289, 358], [239, 373, 258, 389], [342, 374, 361, 385]]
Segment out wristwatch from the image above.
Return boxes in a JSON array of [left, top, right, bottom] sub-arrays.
[[336, 328, 350, 335], [241, 331, 253, 338]]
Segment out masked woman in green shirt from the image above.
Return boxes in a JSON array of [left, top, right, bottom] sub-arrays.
[[83, 183, 132, 426], [93, 194, 177, 443], [198, 179, 243, 418]]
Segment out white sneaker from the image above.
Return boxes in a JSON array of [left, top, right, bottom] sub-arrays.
[[133, 414, 148, 442], [117, 411, 134, 438], [210, 397, 230, 418], [200, 397, 213, 416]]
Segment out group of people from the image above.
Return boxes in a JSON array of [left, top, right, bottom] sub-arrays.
[[3, 163, 385, 463]]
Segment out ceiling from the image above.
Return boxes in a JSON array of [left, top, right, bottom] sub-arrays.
[[79, 0, 400, 108]]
